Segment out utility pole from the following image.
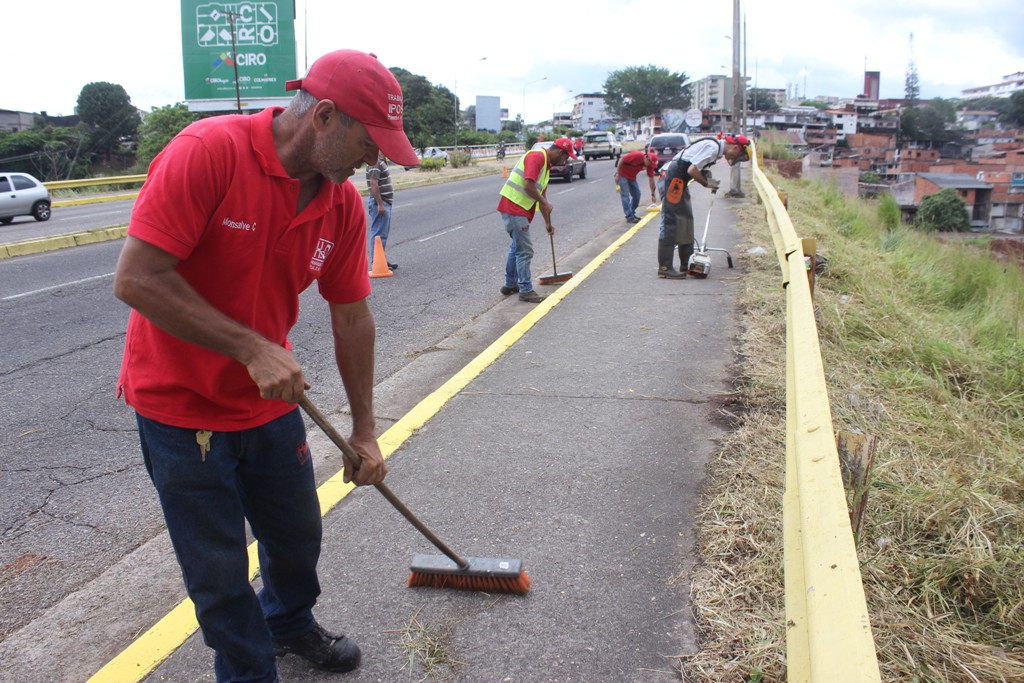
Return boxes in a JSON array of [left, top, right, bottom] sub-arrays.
[[727, 0, 745, 197], [224, 10, 243, 114]]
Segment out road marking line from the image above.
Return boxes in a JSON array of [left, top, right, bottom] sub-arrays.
[[417, 225, 465, 242], [3, 272, 115, 301]]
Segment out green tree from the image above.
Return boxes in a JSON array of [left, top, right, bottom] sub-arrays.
[[904, 33, 920, 104], [390, 68, 457, 149], [1005, 90, 1024, 126], [748, 88, 780, 111], [915, 188, 969, 232], [135, 103, 200, 169], [900, 98, 956, 146], [77, 82, 141, 161], [0, 126, 90, 180], [602, 65, 690, 120]]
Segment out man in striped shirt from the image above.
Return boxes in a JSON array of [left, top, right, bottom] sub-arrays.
[[366, 151, 397, 269]]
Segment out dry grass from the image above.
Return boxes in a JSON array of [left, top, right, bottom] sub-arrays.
[[678, 176, 1024, 682], [387, 608, 465, 682]]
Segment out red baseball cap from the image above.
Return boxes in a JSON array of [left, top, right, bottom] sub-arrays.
[[285, 50, 419, 167], [552, 137, 578, 159], [725, 134, 751, 147], [647, 150, 659, 164]]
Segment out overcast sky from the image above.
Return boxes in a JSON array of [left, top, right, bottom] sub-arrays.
[[3, 0, 1022, 122]]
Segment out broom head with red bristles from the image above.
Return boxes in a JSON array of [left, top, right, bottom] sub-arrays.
[[407, 553, 532, 594]]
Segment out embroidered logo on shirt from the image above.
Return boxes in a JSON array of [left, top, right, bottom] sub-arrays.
[[310, 238, 334, 272]]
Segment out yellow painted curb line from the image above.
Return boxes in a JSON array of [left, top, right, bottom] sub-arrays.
[[0, 226, 128, 259], [86, 210, 658, 682]]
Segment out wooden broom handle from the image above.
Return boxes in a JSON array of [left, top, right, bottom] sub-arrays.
[[297, 395, 468, 570]]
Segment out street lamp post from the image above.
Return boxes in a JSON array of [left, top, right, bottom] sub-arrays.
[[522, 76, 547, 135]]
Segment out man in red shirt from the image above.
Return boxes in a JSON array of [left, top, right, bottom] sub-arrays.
[[113, 50, 418, 681], [496, 137, 576, 303], [614, 149, 659, 223]]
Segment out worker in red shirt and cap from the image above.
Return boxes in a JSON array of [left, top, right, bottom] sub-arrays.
[[655, 134, 751, 278], [496, 136, 577, 303], [614, 148, 659, 223], [114, 49, 420, 680]]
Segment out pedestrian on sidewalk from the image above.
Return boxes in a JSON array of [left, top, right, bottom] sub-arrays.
[[496, 136, 577, 303], [113, 49, 419, 682], [615, 148, 659, 222], [366, 151, 397, 269], [656, 133, 750, 279]]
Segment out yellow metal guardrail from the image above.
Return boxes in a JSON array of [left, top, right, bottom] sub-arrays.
[[749, 142, 881, 682]]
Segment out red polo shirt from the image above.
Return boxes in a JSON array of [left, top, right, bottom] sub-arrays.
[[118, 107, 370, 430], [617, 150, 655, 181]]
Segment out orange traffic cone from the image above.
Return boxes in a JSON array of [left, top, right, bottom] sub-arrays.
[[502, 166, 508, 178], [368, 235, 393, 278]]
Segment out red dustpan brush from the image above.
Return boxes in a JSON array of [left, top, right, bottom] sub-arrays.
[[298, 396, 532, 595]]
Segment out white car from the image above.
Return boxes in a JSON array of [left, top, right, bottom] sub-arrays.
[[0, 172, 51, 223], [405, 147, 450, 169]]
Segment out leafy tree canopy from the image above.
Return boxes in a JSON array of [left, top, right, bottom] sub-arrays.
[[135, 103, 201, 169], [1005, 90, 1024, 126], [77, 82, 141, 160], [602, 65, 690, 120], [748, 88, 780, 111], [915, 187, 969, 232], [0, 126, 90, 180], [390, 68, 457, 150], [900, 98, 957, 146]]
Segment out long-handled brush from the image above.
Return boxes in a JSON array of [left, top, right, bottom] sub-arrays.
[[298, 395, 532, 595], [538, 231, 572, 286]]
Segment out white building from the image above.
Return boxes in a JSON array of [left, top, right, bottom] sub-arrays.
[[692, 75, 733, 112], [961, 72, 1024, 99], [571, 93, 611, 131]]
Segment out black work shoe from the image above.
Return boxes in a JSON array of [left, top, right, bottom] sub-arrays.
[[387, 262, 398, 270], [500, 284, 520, 295], [626, 215, 641, 223], [518, 290, 546, 303], [273, 623, 361, 673], [657, 267, 687, 279]]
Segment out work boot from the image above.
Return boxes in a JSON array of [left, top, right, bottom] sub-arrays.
[[679, 243, 694, 271], [500, 284, 520, 295], [657, 242, 679, 276], [657, 266, 686, 279], [273, 622, 361, 673], [518, 290, 546, 303]]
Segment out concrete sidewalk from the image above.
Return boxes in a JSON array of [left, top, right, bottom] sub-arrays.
[[132, 186, 744, 682]]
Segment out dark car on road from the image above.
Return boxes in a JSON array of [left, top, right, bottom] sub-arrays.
[[0, 172, 51, 223], [644, 133, 692, 171], [531, 141, 588, 182]]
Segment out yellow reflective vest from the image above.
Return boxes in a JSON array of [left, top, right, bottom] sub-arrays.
[[499, 148, 550, 211]]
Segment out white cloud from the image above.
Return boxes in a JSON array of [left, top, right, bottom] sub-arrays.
[[2, 0, 1021, 119]]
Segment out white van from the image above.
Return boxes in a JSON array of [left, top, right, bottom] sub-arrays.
[[581, 131, 622, 161]]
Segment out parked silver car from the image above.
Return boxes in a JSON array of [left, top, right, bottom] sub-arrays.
[[0, 172, 51, 223]]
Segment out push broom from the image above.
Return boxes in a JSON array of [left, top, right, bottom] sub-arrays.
[[298, 395, 532, 595], [538, 231, 573, 286]]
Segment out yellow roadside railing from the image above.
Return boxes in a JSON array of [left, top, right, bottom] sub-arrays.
[[749, 142, 881, 682]]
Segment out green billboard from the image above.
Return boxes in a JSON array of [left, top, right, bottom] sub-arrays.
[[181, 0, 297, 111]]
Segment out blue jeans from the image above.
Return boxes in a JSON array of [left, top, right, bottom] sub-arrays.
[[501, 212, 535, 293], [136, 409, 322, 683], [367, 197, 392, 253], [617, 176, 641, 217]]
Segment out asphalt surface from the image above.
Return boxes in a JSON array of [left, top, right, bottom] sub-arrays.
[[1, 161, 746, 682]]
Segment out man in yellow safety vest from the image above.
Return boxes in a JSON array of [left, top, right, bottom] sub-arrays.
[[496, 137, 576, 303]]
